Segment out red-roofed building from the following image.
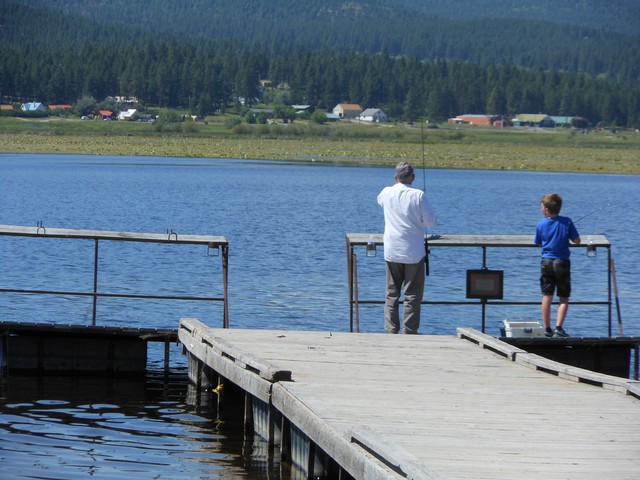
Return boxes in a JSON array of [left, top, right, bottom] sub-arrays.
[[48, 104, 73, 111], [448, 114, 509, 127], [333, 103, 363, 119]]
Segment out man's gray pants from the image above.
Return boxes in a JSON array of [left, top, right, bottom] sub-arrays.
[[384, 258, 425, 334]]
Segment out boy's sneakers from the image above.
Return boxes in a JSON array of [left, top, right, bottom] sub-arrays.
[[552, 327, 570, 338], [545, 328, 554, 338]]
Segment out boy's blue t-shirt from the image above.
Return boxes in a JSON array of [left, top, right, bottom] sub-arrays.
[[535, 216, 579, 260]]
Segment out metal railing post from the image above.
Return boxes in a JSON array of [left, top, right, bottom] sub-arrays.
[[92, 239, 99, 326], [222, 244, 229, 328]]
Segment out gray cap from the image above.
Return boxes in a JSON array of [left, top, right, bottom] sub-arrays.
[[395, 162, 414, 180]]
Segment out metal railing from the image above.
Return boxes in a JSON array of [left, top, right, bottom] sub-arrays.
[[0, 224, 229, 327], [346, 233, 615, 335]]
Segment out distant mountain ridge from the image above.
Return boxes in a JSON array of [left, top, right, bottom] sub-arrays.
[[392, 0, 640, 35], [10, 0, 640, 35]]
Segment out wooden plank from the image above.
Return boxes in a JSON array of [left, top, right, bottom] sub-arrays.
[[457, 326, 526, 360], [515, 351, 640, 394], [181, 317, 292, 381], [349, 425, 447, 480], [181, 325, 640, 480]]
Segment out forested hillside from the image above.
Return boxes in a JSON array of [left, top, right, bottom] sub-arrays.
[[1, 0, 639, 126], [5, 0, 640, 80]]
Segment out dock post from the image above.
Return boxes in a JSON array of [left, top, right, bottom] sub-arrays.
[[288, 422, 326, 478], [163, 337, 170, 376], [252, 397, 281, 447], [0, 334, 7, 380], [280, 416, 291, 462], [244, 393, 253, 432], [186, 352, 213, 406]]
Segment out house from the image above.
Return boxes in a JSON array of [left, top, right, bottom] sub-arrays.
[[118, 109, 137, 120], [292, 105, 312, 116], [249, 108, 274, 118], [492, 117, 510, 128], [513, 114, 555, 128], [0, 105, 14, 113], [357, 108, 387, 123], [48, 104, 73, 111], [99, 110, 114, 120], [447, 113, 505, 127], [547, 116, 590, 129], [448, 114, 510, 127], [21, 102, 47, 112], [111, 96, 138, 104], [333, 103, 363, 119]]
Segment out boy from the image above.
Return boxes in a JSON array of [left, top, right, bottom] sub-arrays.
[[535, 193, 581, 338]]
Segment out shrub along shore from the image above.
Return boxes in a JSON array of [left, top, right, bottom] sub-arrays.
[[0, 117, 638, 174]]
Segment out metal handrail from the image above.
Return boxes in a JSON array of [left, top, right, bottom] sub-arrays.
[[346, 233, 613, 335], [0, 224, 229, 327]]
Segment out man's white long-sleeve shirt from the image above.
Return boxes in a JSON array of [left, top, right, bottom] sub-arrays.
[[377, 182, 437, 263]]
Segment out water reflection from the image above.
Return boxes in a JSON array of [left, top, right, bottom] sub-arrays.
[[0, 371, 287, 479]]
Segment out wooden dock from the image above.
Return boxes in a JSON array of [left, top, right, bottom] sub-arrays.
[[180, 318, 640, 480]]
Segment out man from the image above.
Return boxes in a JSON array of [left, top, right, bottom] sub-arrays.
[[377, 162, 437, 334]]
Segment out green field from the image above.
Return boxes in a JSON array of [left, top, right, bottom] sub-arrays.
[[1, 116, 638, 174]]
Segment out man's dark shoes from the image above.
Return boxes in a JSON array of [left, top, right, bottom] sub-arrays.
[[545, 328, 554, 338], [553, 327, 570, 338]]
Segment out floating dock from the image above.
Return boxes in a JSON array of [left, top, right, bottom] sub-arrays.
[[180, 317, 640, 480], [0, 321, 177, 375]]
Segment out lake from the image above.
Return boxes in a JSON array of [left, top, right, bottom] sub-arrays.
[[1, 153, 638, 478]]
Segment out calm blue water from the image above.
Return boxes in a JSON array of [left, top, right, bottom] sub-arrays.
[[1, 153, 638, 478], [1, 154, 638, 336]]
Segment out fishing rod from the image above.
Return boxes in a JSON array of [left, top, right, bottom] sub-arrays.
[[571, 202, 623, 334], [421, 118, 430, 276], [421, 118, 426, 191], [573, 204, 610, 224]]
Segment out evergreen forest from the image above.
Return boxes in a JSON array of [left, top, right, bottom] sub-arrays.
[[1, 0, 639, 127]]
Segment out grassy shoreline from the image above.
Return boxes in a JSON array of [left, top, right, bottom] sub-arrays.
[[1, 117, 639, 174]]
